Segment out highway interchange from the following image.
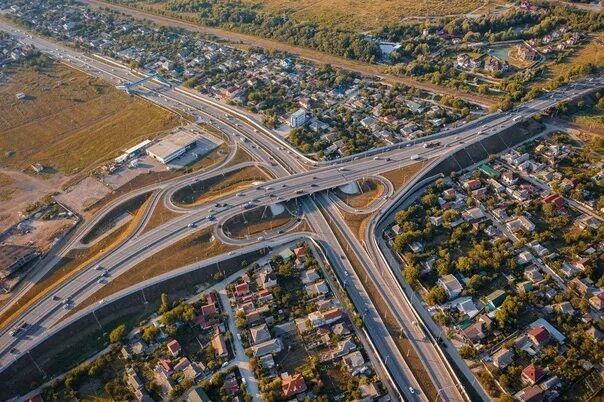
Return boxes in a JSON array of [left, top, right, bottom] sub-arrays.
[[1, 19, 603, 402]]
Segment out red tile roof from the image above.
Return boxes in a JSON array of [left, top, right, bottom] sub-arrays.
[[528, 326, 550, 345], [167, 339, 181, 355], [235, 282, 250, 296], [522, 364, 546, 384], [282, 374, 307, 398], [201, 303, 217, 317]]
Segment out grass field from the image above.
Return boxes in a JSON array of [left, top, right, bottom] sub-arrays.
[[67, 227, 236, 314], [335, 178, 385, 209], [0, 62, 180, 175], [380, 161, 428, 191], [246, 0, 485, 30], [535, 33, 604, 90], [223, 200, 298, 238]]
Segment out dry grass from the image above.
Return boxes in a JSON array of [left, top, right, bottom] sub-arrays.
[[335, 178, 385, 209], [172, 165, 271, 206], [340, 211, 372, 242], [66, 227, 236, 314], [225, 146, 255, 166], [141, 200, 183, 233], [380, 161, 429, 191], [223, 200, 298, 238], [535, 33, 604, 89], [257, 0, 483, 30], [0, 173, 15, 201], [0, 195, 153, 329], [0, 62, 180, 176]]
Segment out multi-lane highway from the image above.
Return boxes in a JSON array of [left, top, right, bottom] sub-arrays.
[[1, 18, 603, 402]]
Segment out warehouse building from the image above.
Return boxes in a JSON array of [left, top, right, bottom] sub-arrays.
[[0, 245, 38, 279], [146, 131, 198, 164]]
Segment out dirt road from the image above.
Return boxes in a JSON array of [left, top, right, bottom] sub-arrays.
[[81, 0, 498, 108]]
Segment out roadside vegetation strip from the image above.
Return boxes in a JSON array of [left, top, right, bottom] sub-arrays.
[[333, 178, 386, 209], [380, 161, 433, 191], [171, 165, 272, 206], [0, 194, 155, 330], [63, 227, 237, 316], [317, 206, 440, 401], [0, 61, 180, 177]]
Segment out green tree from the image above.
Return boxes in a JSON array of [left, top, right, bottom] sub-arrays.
[[426, 286, 448, 306], [109, 324, 126, 344]]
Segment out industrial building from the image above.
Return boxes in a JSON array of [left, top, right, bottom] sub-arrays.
[[146, 131, 198, 164], [0, 245, 38, 279], [115, 139, 151, 163]]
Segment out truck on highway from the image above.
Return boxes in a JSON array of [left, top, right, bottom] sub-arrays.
[[423, 141, 440, 148], [513, 115, 522, 122], [410, 154, 420, 160]]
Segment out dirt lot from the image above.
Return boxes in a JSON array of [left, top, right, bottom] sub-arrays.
[[0, 168, 67, 233], [0, 62, 181, 175], [55, 177, 112, 213]]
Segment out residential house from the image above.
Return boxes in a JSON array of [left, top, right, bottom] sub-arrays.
[[281, 373, 307, 399], [251, 338, 282, 357], [166, 340, 181, 358], [522, 364, 546, 385], [528, 326, 550, 348], [343, 351, 366, 373], [515, 385, 544, 402], [212, 332, 228, 358], [492, 348, 514, 369], [589, 292, 604, 311], [250, 323, 271, 345], [235, 282, 250, 297], [437, 274, 464, 299], [301, 269, 320, 284]]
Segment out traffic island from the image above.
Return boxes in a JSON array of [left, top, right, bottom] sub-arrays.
[[221, 200, 300, 240]]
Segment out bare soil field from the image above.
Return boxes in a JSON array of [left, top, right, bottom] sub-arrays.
[[0, 168, 67, 232], [55, 177, 113, 213], [4, 218, 77, 253], [0, 62, 180, 176]]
